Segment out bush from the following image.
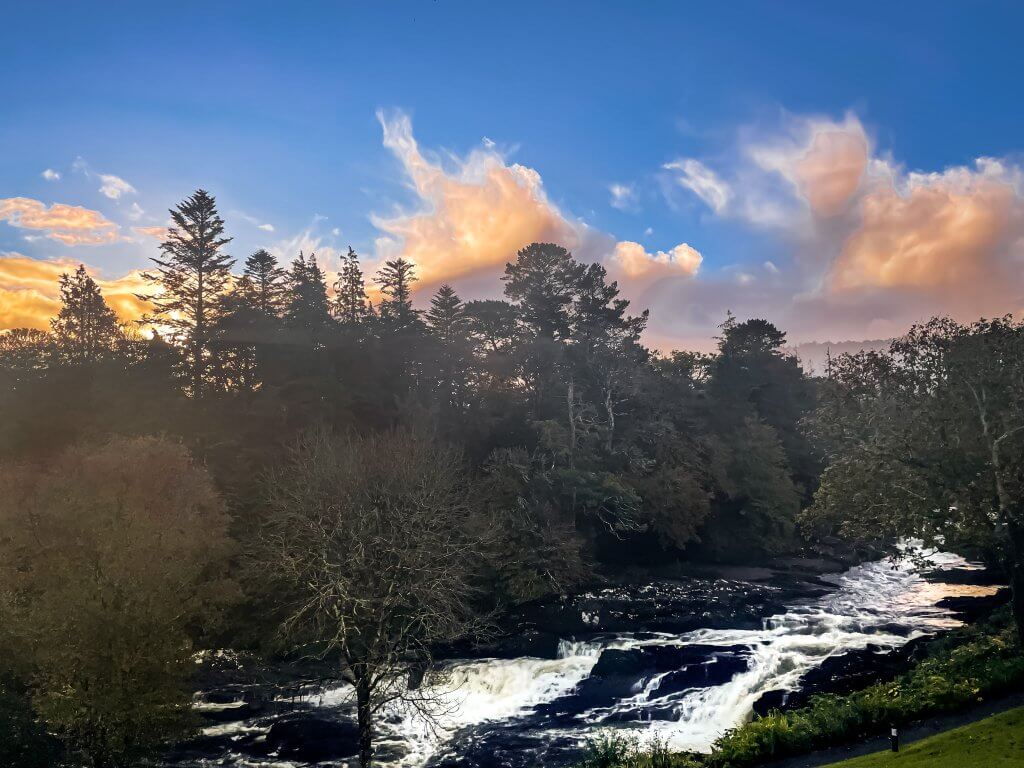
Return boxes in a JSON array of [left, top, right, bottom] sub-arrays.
[[573, 732, 703, 768]]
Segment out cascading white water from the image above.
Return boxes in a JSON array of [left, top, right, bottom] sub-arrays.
[[191, 547, 1001, 767]]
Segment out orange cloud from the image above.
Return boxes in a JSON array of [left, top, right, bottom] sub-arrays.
[[134, 225, 170, 241], [0, 254, 153, 331], [794, 129, 868, 217], [610, 240, 701, 281], [828, 160, 1024, 309], [0, 197, 121, 245], [372, 110, 583, 289], [372, 110, 705, 315]]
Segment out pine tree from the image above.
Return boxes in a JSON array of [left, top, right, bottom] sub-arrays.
[[427, 285, 470, 412], [426, 284, 466, 343], [503, 243, 585, 340], [50, 265, 121, 364], [285, 252, 333, 334], [141, 189, 234, 397], [333, 247, 371, 326], [238, 249, 286, 316], [376, 257, 421, 333]]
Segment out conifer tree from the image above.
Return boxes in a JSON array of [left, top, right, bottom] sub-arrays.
[[284, 252, 333, 335], [427, 285, 470, 412], [426, 284, 466, 343], [238, 249, 286, 316], [376, 257, 421, 333], [503, 243, 584, 340], [333, 247, 371, 326], [50, 265, 121, 364], [141, 189, 234, 397]]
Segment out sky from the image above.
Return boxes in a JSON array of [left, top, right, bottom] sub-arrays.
[[3, 1, 1024, 351]]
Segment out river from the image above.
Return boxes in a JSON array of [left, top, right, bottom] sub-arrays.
[[171, 548, 1003, 767]]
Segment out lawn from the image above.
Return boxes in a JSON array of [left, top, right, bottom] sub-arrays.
[[823, 706, 1024, 767]]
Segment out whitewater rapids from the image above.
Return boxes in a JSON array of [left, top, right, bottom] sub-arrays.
[[184, 548, 1002, 767]]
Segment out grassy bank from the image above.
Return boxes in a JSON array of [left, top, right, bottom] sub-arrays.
[[573, 610, 1024, 768], [821, 705, 1024, 767]]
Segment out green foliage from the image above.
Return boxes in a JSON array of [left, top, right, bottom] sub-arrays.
[[0, 436, 237, 768], [477, 447, 591, 602], [803, 316, 1024, 638], [574, 733, 703, 768]]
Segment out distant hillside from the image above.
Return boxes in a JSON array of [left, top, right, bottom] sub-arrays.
[[791, 338, 891, 376]]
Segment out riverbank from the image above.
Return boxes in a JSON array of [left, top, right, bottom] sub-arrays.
[[763, 691, 1024, 767], [815, 703, 1024, 767]]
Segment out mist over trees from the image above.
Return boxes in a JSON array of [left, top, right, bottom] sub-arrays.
[[1, 188, 1021, 766]]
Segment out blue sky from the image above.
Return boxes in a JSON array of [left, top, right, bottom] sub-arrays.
[[3, 1, 1024, 348]]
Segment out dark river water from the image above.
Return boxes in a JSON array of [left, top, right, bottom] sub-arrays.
[[166, 548, 1002, 768]]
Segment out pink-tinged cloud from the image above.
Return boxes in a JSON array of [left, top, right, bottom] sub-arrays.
[[609, 240, 701, 281], [0, 254, 153, 331], [826, 160, 1024, 318], [747, 113, 870, 220], [134, 225, 171, 241], [793, 129, 869, 217], [372, 110, 584, 289], [663, 113, 1024, 343], [0, 197, 120, 245], [371, 110, 690, 315]]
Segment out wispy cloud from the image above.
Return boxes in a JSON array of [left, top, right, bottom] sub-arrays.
[[98, 173, 136, 200], [663, 158, 731, 213], [233, 210, 276, 233], [41, 169, 61, 182], [133, 225, 170, 242], [608, 183, 638, 211]]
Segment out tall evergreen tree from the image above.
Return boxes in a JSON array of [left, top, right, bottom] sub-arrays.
[[333, 247, 371, 326], [50, 265, 121, 364], [503, 243, 585, 340], [426, 285, 470, 413], [376, 257, 421, 333], [140, 189, 234, 397], [238, 249, 286, 316], [284, 252, 333, 335], [426, 284, 466, 343], [502, 243, 585, 419]]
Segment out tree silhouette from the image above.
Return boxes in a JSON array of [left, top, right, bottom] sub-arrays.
[[376, 257, 421, 333], [50, 265, 121, 364], [141, 189, 234, 397], [237, 249, 286, 316], [333, 247, 371, 326]]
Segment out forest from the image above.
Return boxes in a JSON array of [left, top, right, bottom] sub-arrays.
[[1, 189, 1022, 768]]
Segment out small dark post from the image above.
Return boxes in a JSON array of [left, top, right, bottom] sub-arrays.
[[890, 726, 900, 752]]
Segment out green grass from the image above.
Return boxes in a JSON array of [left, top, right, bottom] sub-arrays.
[[822, 705, 1024, 767]]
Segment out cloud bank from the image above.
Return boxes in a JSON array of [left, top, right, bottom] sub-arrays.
[[0, 254, 151, 331], [664, 112, 1024, 343]]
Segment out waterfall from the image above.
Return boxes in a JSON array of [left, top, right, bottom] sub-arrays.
[[184, 546, 1001, 767]]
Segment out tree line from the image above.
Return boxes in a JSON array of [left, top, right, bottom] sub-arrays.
[[0, 188, 1020, 767]]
